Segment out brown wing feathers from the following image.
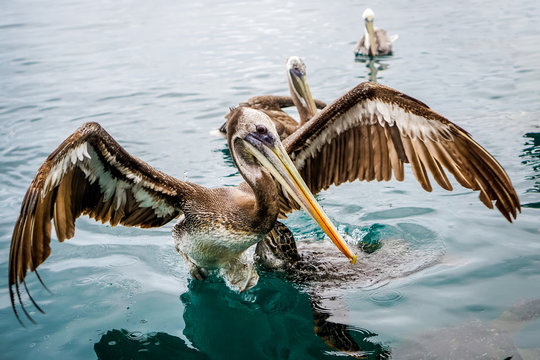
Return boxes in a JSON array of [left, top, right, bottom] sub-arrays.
[[283, 82, 520, 221], [239, 95, 327, 112], [9, 122, 185, 324]]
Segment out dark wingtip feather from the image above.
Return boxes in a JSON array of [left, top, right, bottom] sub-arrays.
[[9, 272, 49, 327], [23, 279, 45, 314], [15, 280, 37, 326], [35, 269, 52, 295], [495, 200, 513, 223], [9, 285, 26, 328]]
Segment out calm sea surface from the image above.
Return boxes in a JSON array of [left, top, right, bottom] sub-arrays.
[[1, 0, 539, 359]]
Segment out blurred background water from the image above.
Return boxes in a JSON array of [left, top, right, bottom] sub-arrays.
[[0, 0, 539, 359]]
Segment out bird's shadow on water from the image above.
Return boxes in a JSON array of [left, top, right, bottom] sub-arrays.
[[354, 56, 391, 83], [94, 277, 391, 359]]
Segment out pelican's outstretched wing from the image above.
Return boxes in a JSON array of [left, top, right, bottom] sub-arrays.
[[237, 95, 326, 112], [277, 82, 520, 221], [9, 122, 198, 324]]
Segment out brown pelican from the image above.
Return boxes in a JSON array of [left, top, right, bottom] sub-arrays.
[[9, 81, 520, 326], [220, 56, 326, 140], [354, 8, 398, 57], [8, 107, 355, 325]]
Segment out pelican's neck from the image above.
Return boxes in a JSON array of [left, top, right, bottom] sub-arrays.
[[288, 79, 317, 125], [364, 21, 377, 55], [233, 141, 279, 234], [244, 164, 280, 233], [363, 27, 371, 50], [294, 94, 315, 125]]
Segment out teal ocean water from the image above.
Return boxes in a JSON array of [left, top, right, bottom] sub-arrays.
[[1, 0, 539, 359]]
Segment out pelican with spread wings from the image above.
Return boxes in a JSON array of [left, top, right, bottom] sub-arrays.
[[9, 81, 519, 327]]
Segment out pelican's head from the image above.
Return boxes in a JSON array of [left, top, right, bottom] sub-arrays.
[[286, 56, 318, 122], [227, 107, 277, 163], [227, 107, 357, 264], [362, 8, 375, 22], [362, 8, 376, 57]]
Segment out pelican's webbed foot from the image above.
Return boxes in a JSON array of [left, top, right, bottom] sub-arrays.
[[220, 252, 259, 292]]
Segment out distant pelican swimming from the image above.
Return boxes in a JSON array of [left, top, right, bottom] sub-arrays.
[[220, 56, 326, 140], [354, 8, 398, 57]]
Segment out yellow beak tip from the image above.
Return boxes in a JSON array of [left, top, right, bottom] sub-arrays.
[[350, 254, 357, 265]]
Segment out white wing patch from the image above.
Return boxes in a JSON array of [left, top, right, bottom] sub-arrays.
[[44, 142, 91, 192], [293, 99, 454, 169], [43, 141, 176, 218]]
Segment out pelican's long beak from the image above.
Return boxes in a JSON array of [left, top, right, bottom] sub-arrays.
[[288, 67, 318, 120], [244, 134, 357, 264], [365, 20, 376, 57]]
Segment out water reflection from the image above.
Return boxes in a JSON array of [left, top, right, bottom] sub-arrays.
[[354, 57, 390, 83], [92, 219, 443, 359], [95, 328, 207, 360], [94, 292, 540, 359], [94, 278, 390, 359], [521, 132, 540, 208], [182, 279, 390, 358]]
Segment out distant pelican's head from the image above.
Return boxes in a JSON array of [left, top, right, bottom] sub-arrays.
[[362, 8, 375, 22], [286, 56, 317, 121]]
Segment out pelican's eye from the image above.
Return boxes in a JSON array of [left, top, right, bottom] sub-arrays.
[[246, 124, 275, 148]]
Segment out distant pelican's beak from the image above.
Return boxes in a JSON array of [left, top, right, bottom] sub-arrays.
[[245, 133, 357, 264], [288, 66, 318, 119], [365, 19, 376, 57]]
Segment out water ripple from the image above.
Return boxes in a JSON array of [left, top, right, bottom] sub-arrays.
[[97, 92, 149, 102], [156, 92, 199, 98], [369, 290, 404, 306]]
